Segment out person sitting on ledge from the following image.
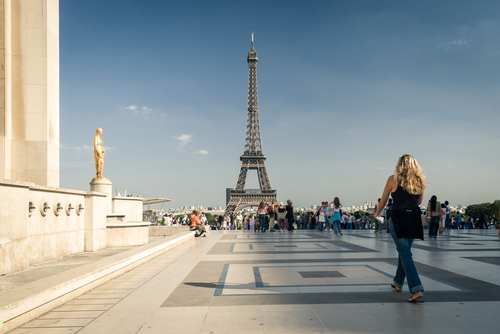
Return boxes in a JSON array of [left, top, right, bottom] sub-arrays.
[[190, 210, 206, 237]]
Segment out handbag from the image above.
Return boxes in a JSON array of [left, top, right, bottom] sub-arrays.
[[390, 207, 424, 240], [438, 227, 445, 234]]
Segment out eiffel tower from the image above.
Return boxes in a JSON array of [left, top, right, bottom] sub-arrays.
[[224, 33, 278, 216]]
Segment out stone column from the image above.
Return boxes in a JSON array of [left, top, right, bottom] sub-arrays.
[[0, 0, 60, 187], [89, 178, 112, 214]]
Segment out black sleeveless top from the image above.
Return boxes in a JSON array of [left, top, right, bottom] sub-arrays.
[[391, 185, 420, 210]]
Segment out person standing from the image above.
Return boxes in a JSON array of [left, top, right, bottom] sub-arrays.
[[309, 212, 316, 230], [374, 154, 426, 303], [374, 198, 382, 233], [354, 212, 361, 230], [341, 211, 348, 230], [346, 213, 354, 230], [455, 213, 462, 229], [200, 213, 207, 226], [426, 196, 444, 239], [248, 213, 256, 232], [315, 202, 327, 231], [277, 203, 287, 232], [385, 198, 393, 233], [286, 200, 295, 231], [235, 212, 243, 230], [444, 201, 451, 229], [466, 215, 473, 229], [164, 214, 172, 226], [498, 207, 500, 236], [267, 205, 275, 232], [302, 213, 308, 229], [324, 202, 332, 231], [440, 204, 448, 231], [329, 197, 343, 236], [257, 202, 267, 232]]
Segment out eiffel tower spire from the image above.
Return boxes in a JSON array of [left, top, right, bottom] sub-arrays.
[[244, 32, 263, 156], [224, 33, 278, 216]]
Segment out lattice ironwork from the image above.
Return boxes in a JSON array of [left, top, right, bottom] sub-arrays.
[[225, 33, 278, 216]]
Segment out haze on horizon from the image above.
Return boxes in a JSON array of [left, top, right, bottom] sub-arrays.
[[59, 0, 500, 209]]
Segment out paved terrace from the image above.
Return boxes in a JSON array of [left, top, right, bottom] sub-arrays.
[[3, 229, 500, 334]]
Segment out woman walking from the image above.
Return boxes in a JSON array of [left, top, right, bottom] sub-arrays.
[[426, 196, 444, 239], [329, 197, 343, 236], [374, 154, 426, 303]]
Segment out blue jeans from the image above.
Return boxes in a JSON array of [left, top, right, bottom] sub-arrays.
[[259, 214, 266, 231], [332, 219, 341, 234], [389, 218, 424, 293], [318, 221, 325, 231], [429, 216, 440, 237], [347, 222, 352, 229]]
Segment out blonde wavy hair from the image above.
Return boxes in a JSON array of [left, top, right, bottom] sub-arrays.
[[394, 154, 426, 195]]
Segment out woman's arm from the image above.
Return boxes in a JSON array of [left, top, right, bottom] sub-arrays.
[[374, 176, 396, 218], [418, 192, 424, 206]]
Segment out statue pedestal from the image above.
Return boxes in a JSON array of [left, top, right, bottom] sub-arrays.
[[90, 178, 112, 214]]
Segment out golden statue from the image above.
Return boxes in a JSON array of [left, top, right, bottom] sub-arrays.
[[93, 128, 106, 179]]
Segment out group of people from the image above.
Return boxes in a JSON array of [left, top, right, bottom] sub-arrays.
[[162, 213, 208, 227], [235, 201, 295, 232]]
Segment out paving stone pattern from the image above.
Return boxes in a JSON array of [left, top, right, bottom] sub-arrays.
[[8, 229, 500, 334]]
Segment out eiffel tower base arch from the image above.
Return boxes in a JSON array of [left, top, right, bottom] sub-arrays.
[[224, 190, 278, 216]]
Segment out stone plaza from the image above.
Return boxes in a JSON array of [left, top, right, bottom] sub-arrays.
[[1, 1, 499, 333], [3, 229, 500, 333]]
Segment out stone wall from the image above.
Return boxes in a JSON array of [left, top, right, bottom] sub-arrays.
[[112, 196, 143, 222], [0, 179, 107, 275]]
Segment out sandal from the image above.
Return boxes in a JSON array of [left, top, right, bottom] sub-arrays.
[[407, 294, 424, 303], [391, 284, 402, 292]]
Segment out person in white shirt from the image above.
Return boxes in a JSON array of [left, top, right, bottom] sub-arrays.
[[200, 213, 207, 225], [164, 215, 172, 226], [249, 213, 256, 231], [236, 213, 243, 230]]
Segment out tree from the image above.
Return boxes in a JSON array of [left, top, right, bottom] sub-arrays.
[[204, 213, 216, 225], [465, 200, 500, 219]]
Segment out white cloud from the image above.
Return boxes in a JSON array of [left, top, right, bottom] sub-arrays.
[[60, 144, 92, 150], [437, 39, 473, 52], [141, 106, 151, 115], [173, 134, 192, 147], [126, 105, 138, 111], [195, 150, 209, 155]]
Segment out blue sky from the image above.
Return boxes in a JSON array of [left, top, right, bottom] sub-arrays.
[[59, 0, 500, 209]]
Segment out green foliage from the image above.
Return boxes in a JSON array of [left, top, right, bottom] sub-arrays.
[[161, 218, 165, 226], [465, 200, 500, 219], [204, 213, 216, 225]]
